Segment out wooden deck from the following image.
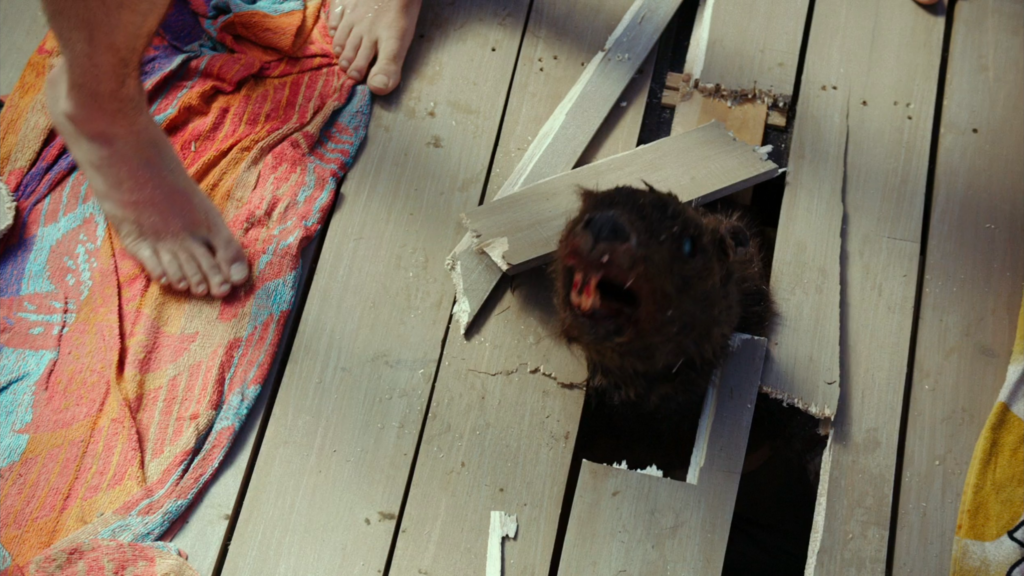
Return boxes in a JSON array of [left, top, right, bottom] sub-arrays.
[[2, 0, 1022, 574]]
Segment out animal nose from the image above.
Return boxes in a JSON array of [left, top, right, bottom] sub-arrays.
[[583, 211, 630, 245]]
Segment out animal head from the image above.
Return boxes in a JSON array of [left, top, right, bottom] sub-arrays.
[[554, 185, 752, 372]]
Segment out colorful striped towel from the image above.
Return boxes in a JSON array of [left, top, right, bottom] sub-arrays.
[[950, 297, 1024, 575], [0, 1, 369, 573]]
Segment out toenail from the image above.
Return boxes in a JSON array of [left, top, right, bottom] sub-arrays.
[[159, 277, 168, 286], [230, 263, 249, 283], [369, 74, 390, 91], [340, 59, 350, 68], [197, 284, 207, 294], [334, 46, 342, 56]]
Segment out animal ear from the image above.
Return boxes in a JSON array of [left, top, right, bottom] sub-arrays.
[[577, 187, 599, 205], [718, 221, 750, 260]]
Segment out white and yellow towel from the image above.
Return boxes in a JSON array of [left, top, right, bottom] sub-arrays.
[[951, 299, 1024, 575]]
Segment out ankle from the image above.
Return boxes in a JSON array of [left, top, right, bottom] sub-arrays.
[[46, 63, 149, 139]]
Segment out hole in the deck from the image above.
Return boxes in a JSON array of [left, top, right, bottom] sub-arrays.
[[561, 181, 826, 575], [572, 382, 827, 573]]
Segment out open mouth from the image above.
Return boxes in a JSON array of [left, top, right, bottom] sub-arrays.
[[568, 267, 639, 316]]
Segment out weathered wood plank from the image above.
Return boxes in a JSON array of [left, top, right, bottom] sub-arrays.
[[0, 0, 47, 95], [789, 0, 945, 573], [759, 91, 845, 419], [484, 1, 656, 194], [492, 0, 682, 199], [170, 241, 316, 574], [220, 2, 534, 573], [462, 122, 780, 274], [447, 0, 683, 333], [556, 335, 767, 575], [694, 0, 810, 95], [892, 0, 1024, 573], [670, 95, 767, 145], [387, 0, 655, 571], [387, 267, 589, 576], [671, 0, 809, 141]]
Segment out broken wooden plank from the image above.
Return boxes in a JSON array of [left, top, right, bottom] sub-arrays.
[[484, 0, 656, 188], [494, 0, 682, 198], [664, 71, 688, 91], [766, 108, 787, 129], [789, 0, 946, 573], [695, 0, 809, 95], [671, 95, 768, 145], [447, 0, 683, 334], [0, 182, 14, 240], [891, 0, 1024, 573], [758, 94, 845, 419], [220, 2, 534, 574], [486, 512, 518, 576], [672, 0, 808, 144], [556, 335, 767, 575], [387, 0, 653, 571], [387, 267, 589, 575], [462, 122, 780, 275]]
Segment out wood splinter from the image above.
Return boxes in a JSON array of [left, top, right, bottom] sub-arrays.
[[461, 122, 781, 278], [486, 511, 518, 576]]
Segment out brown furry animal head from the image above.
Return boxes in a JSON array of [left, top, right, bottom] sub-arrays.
[[554, 185, 773, 407]]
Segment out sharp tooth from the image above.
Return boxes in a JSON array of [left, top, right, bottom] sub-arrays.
[[581, 275, 602, 312], [572, 270, 583, 293]]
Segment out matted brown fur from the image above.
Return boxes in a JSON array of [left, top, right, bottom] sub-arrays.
[[554, 185, 774, 413]]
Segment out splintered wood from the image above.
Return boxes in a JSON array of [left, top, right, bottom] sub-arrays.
[[792, 0, 945, 573], [0, 182, 15, 240], [759, 91, 845, 420], [461, 122, 780, 275], [557, 335, 767, 575], [487, 512, 518, 576], [668, 0, 810, 138], [671, 94, 768, 146], [446, 0, 684, 334], [386, 0, 652, 572]]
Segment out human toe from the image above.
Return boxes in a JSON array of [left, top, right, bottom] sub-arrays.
[[190, 241, 231, 298], [332, 18, 353, 59], [131, 242, 168, 285], [327, 0, 345, 34], [347, 38, 377, 83], [367, 37, 407, 95], [176, 251, 210, 297], [340, 34, 364, 77], [210, 231, 249, 287], [158, 250, 190, 292]]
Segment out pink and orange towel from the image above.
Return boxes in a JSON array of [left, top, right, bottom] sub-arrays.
[[0, 1, 369, 573]]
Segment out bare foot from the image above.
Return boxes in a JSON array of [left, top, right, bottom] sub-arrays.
[[327, 0, 422, 95], [45, 60, 249, 298]]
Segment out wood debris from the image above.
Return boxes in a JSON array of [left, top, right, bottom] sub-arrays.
[[461, 122, 781, 278], [486, 511, 518, 576], [612, 461, 664, 477], [0, 182, 14, 241], [447, 0, 685, 335]]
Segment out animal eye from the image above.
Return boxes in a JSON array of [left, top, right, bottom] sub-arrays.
[[682, 236, 693, 256]]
